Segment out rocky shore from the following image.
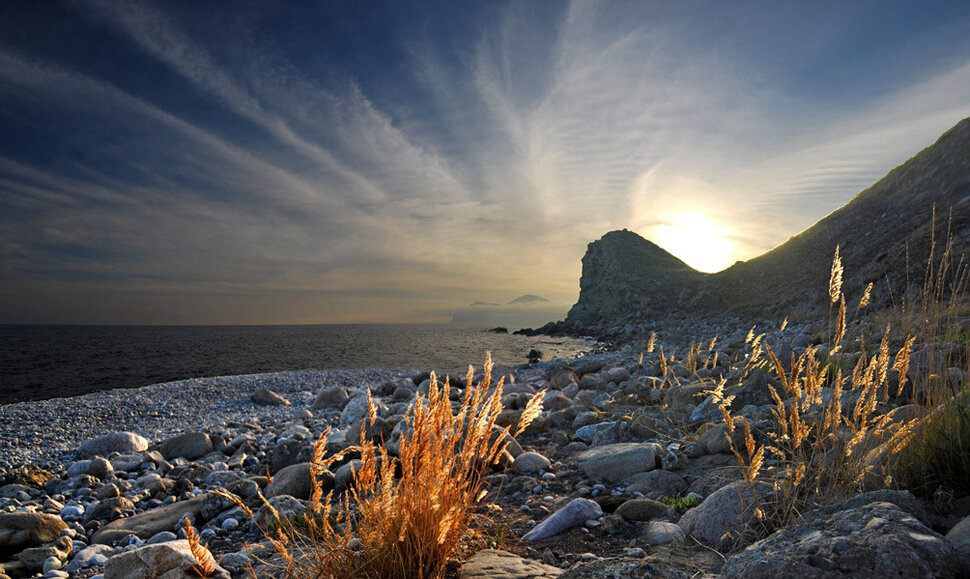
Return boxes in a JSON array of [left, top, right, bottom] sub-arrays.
[[2, 317, 969, 578]]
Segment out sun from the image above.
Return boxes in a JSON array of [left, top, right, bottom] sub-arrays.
[[651, 214, 736, 273]]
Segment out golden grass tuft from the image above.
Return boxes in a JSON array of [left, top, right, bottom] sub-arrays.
[[185, 518, 218, 577], [238, 352, 539, 579]]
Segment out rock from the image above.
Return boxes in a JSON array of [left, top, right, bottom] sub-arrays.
[[615, 498, 668, 522], [640, 521, 686, 546], [577, 443, 659, 482], [269, 440, 311, 474], [65, 545, 116, 573], [18, 535, 72, 570], [722, 501, 959, 578], [0, 512, 68, 549], [84, 497, 135, 523], [945, 514, 970, 575], [522, 498, 603, 541], [678, 481, 774, 550], [91, 496, 206, 545], [312, 386, 350, 409], [574, 422, 619, 446], [159, 432, 212, 461], [251, 388, 290, 406], [254, 495, 307, 529], [266, 463, 333, 501], [102, 540, 230, 579], [699, 418, 747, 455], [601, 367, 631, 385], [513, 452, 551, 474], [689, 395, 725, 424], [558, 557, 693, 578], [77, 432, 149, 457], [579, 374, 606, 390], [461, 549, 562, 578], [542, 391, 573, 412], [625, 470, 688, 496], [66, 457, 113, 479]]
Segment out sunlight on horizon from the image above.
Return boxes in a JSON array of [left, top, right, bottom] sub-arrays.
[[651, 214, 736, 273]]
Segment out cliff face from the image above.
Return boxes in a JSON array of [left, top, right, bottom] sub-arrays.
[[562, 116, 970, 331], [564, 230, 709, 329]]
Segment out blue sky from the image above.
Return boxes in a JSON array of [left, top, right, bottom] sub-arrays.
[[2, 0, 969, 325]]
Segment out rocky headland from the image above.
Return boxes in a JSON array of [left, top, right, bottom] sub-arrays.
[[2, 117, 970, 579]]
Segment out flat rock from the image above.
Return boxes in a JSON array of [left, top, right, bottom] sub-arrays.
[[103, 540, 230, 579], [0, 512, 68, 549], [722, 501, 959, 578], [523, 498, 603, 541], [577, 443, 658, 482], [559, 558, 695, 579], [77, 432, 149, 457], [945, 514, 970, 575], [461, 549, 562, 578], [91, 496, 206, 545]]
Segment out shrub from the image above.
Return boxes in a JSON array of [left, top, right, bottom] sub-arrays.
[[222, 353, 543, 579]]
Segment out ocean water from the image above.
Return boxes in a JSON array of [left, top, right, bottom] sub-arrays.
[[0, 324, 594, 404]]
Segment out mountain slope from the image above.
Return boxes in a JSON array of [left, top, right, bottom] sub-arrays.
[[561, 116, 970, 331]]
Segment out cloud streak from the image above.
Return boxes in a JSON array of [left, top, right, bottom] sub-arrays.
[[1, 0, 969, 324]]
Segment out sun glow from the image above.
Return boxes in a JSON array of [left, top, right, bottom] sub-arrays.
[[652, 214, 736, 273]]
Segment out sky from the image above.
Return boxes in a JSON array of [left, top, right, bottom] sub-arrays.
[[1, 1, 970, 325]]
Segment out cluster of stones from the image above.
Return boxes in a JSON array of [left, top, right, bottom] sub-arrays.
[[2, 320, 970, 578]]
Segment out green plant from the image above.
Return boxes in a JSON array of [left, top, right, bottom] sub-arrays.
[[660, 495, 702, 513]]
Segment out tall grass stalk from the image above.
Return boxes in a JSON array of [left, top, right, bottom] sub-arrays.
[[233, 353, 542, 579]]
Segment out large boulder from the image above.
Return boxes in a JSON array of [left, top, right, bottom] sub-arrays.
[[577, 443, 659, 482], [722, 501, 959, 578], [159, 432, 213, 461], [103, 540, 230, 579], [265, 463, 334, 501], [678, 481, 774, 550], [945, 514, 970, 576], [0, 512, 67, 550], [77, 432, 149, 457], [461, 549, 562, 578]]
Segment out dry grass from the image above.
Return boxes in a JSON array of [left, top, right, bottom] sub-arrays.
[[230, 353, 542, 579], [185, 518, 219, 577]]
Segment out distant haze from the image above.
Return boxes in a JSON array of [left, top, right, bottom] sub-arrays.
[[1, 1, 970, 325]]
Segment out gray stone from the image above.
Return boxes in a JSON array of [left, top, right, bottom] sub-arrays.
[[84, 497, 135, 523], [625, 470, 688, 496], [513, 452, 551, 474], [103, 540, 230, 579], [65, 544, 116, 573], [461, 549, 562, 578], [577, 443, 658, 482], [78, 433, 149, 457], [945, 514, 970, 576], [522, 498, 603, 541], [312, 386, 350, 409], [722, 501, 959, 578], [639, 521, 685, 546], [159, 432, 212, 461], [251, 388, 290, 406], [254, 495, 307, 529], [66, 457, 113, 479], [678, 481, 774, 550]]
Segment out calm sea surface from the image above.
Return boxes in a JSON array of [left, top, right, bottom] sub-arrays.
[[0, 324, 593, 404]]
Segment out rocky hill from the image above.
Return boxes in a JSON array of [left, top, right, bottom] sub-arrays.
[[557, 116, 970, 334]]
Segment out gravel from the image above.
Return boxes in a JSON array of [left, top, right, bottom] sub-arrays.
[[0, 368, 414, 471]]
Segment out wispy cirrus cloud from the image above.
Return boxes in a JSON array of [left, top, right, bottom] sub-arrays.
[[1, 0, 969, 323]]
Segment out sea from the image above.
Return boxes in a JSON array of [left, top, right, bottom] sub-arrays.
[[0, 324, 595, 405]]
